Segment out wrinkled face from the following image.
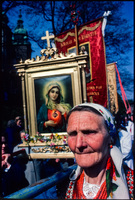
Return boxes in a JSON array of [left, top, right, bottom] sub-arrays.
[[67, 111, 110, 168], [49, 87, 59, 102]]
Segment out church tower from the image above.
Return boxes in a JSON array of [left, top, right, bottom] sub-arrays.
[[12, 9, 31, 63], [1, 10, 32, 132]]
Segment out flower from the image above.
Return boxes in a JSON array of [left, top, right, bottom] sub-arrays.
[[23, 133, 32, 144], [63, 139, 67, 144], [50, 133, 54, 139], [50, 142, 55, 146], [23, 133, 45, 144], [22, 132, 69, 153]]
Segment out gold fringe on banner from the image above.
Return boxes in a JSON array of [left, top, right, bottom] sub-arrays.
[[55, 21, 101, 43], [106, 63, 119, 114], [55, 32, 75, 42], [78, 21, 101, 35]]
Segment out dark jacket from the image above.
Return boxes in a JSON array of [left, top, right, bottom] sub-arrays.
[[1, 155, 29, 197]]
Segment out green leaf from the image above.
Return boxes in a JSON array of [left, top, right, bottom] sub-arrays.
[[112, 183, 118, 192], [115, 168, 120, 177], [106, 170, 112, 195]]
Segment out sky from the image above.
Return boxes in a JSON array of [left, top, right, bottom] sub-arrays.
[[31, 2, 134, 57], [122, 1, 134, 23], [3, 1, 134, 100], [121, 1, 134, 74], [120, 1, 134, 100], [30, 1, 135, 100], [31, 1, 134, 76]]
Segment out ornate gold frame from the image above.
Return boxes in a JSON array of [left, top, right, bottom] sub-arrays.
[[15, 53, 88, 137]]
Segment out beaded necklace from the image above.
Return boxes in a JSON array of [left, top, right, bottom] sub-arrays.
[[65, 156, 118, 199], [65, 170, 107, 199], [125, 167, 134, 199]]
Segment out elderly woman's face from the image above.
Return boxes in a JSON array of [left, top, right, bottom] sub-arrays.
[[67, 111, 110, 168], [49, 87, 59, 101]]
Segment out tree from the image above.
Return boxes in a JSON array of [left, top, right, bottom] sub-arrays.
[[2, 1, 134, 98]]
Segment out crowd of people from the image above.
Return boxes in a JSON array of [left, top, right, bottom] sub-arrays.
[[1, 116, 29, 197], [1, 102, 134, 199], [1, 115, 74, 198]]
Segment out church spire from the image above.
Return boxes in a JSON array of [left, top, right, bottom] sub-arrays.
[[12, 9, 31, 62], [13, 9, 27, 37], [16, 9, 24, 29]]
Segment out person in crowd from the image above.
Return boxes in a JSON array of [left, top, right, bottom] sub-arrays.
[[5, 116, 24, 154], [1, 134, 11, 170], [61, 103, 133, 199], [37, 82, 72, 133], [15, 116, 24, 143], [15, 116, 24, 135], [13, 130, 45, 186], [12, 130, 26, 152], [1, 134, 29, 197], [114, 114, 134, 171], [20, 130, 26, 141], [126, 114, 134, 144], [5, 120, 20, 153], [15, 116, 23, 129]]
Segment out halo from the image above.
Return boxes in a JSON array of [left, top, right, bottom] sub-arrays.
[[43, 80, 66, 100]]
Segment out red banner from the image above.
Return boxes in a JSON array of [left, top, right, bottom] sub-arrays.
[[55, 18, 108, 107]]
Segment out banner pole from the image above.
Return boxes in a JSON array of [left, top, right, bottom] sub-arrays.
[[75, 24, 79, 55]]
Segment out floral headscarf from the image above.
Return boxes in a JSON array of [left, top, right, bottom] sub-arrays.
[[71, 103, 117, 141]]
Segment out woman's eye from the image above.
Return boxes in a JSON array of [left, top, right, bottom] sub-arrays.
[[68, 131, 77, 136], [83, 130, 97, 135]]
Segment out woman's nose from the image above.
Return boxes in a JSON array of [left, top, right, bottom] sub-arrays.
[[76, 133, 84, 148]]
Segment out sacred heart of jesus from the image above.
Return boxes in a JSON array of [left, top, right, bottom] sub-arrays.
[[48, 109, 63, 124]]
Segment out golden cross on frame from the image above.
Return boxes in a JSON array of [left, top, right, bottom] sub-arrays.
[[41, 31, 55, 48]]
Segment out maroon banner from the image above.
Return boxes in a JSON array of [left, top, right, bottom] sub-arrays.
[[55, 18, 108, 107]]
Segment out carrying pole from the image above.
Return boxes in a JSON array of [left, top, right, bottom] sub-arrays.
[[75, 24, 79, 55]]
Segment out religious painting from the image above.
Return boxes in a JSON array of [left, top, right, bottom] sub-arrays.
[[26, 64, 83, 137], [34, 75, 73, 134]]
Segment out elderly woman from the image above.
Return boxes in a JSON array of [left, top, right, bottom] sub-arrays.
[[37, 82, 72, 133], [64, 103, 133, 199]]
